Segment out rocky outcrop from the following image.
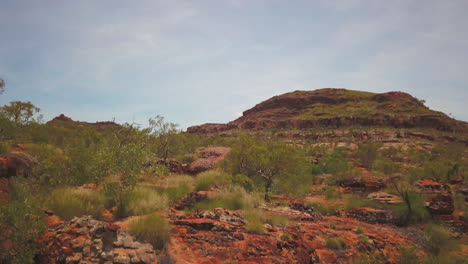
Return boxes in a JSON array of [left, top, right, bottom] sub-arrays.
[[416, 179, 454, 215], [186, 147, 231, 175], [167, 208, 423, 263], [47, 114, 121, 130], [187, 88, 468, 134], [367, 192, 402, 204], [172, 190, 211, 210], [346, 207, 395, 224], [38, 215, 156, 264], [0, 152, 39, 178]]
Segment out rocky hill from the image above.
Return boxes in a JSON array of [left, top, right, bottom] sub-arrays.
[[187, 88, 468, 134], [47, 114, 121, 130]]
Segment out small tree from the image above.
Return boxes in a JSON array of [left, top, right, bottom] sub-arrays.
[[392, 182, 429, 225], [148, 115, 179, 160], [225, 135, 310, 201], [1, 101, 42, 125], [356, 141, 380, 170]]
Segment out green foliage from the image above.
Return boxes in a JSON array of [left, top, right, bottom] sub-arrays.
[[244, 210, 266, 234], [420, 224, 459, 256], [318, 186, 341, 200], [344, 195, 380, 211], [0, 199, 46, 264], [232, 173, 257, 192], [395, 246, 420, 264], [374, 156, 400, 175], [318, 147, 349, 176], [352, 252, 386, 264], [124, 186, 168, 216], [356, 225, 365, 234], [356, 141, 380, 170], [1, 101, 42, 125], [195, 169, 230, 191], [189, 187, 262, 212], [307, 202, 340, 216], [128, 214, 170, 252], [163, 184, 193, 204], [0, 142, 10, 154], [391, 183, 430, 225], [224, 134, 311, 200], [45, 187, 105, 220], [148, 115, 179, 160], [325, 237, 347, 250]]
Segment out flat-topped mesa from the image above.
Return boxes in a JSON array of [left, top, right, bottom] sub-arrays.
[[187, 88, 468, 133]]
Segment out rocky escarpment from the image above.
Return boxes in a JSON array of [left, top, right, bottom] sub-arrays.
[[187, 88, 468, 134]]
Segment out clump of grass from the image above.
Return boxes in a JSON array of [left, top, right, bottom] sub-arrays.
[[189, 187, 262, 212], [264, 215, 289, 226], [307, 202, 340, 216], [325, 237, 348, 250], [164, 184, 193, 204], [162, 174, 194, 188], [420, 223, 459, 256], [358, 235, 370, 245], [395, 246, 420, 264], [244, 209, 266, 234], [128, 214, 170, 252], [344, 195, 380, 211], [319, 186, 341, 200], [124, 186, 168, 216], [195, 169, 230, 191], [45, 187, 105, 220], [356, 225, 365, 234]]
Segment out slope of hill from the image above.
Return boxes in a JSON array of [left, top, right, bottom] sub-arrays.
[[187, 88, 468, 134]]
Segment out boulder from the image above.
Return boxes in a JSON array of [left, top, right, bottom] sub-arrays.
[[186, 147, 230, 174], [415, 179, 454, 215], [0, 153, 39, 178]]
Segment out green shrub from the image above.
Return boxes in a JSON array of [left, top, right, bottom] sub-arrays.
[[420, 224, 459, 256], [374, 157, 400, 175], [307, 202, 340, 216], [0, 142, 9, 154], [195, 169, 230, 191], [128, 214, 170, 252], [325, 237, 347, 250], [124, 186, 168, 216], [232, 173, 256, 192], [390, 186, 430, 225], [319, 186, 341, 200], [344, 195, 380, 211], [356, 142, 380, 170], [356, 225, 365, 234], [244, 210, 266, 234], [164, 184, 193, 204], [264, 215, 289, 226], [45, 187, 105, 220], [189, 187, 262, 212], [352, 251, 386, 264], [395, 246, 420, 264], [0, 200, 46, 264], [358, 235, 370, 244]]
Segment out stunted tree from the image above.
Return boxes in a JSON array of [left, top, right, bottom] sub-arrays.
[[225, 134, 311, 201], [148, 115, 179, 160], [1, 101, 41, 125]]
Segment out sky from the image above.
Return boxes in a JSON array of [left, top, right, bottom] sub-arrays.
[[1, 0, 467, 129]]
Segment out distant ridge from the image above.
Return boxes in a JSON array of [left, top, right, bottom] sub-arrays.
[[187, 88, 468, 134], [47, 114, 121, 130]]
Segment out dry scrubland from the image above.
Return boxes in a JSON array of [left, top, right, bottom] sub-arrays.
[[1, 88, 468, 263]]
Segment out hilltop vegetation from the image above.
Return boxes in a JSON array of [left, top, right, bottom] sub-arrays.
[[1, 87, 467, 263]]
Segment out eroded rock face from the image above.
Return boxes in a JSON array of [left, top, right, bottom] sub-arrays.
[[38, 216, 156, 264], [416, 179, 454, 215], [186, 147, 231, 175], [346, 207, 395, 224]]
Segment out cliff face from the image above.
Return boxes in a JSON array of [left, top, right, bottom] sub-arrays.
[[187, 88, 468, 134]]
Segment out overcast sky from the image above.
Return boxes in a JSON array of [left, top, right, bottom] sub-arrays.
[[1, 0, 467, 129]]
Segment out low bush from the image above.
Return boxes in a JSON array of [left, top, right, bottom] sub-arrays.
[[344, 195, 380, 211], [319, 186, 341, 200], [195, 169, 230, 191], [189, 187, 263, 212], [0, 200, 46, 264], [164, 184, 193, 204], [325, 237, 347, 250], [244, 209, 266, 234], [307, 202, 340, 216], [395, 246, 420, 264], [45, 187, 105, 220], [420, 224, 459, 256], [124, 186, 168, 216], [128, 214, 170, 252]]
